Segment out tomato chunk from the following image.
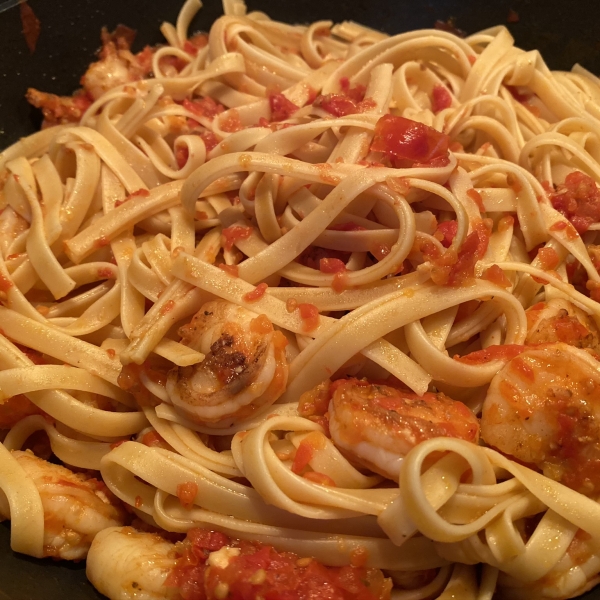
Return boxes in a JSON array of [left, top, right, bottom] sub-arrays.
[[370, 115, 450, 167]]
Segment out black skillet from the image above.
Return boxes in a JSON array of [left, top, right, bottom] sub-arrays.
[[0, 0, 598, 598]]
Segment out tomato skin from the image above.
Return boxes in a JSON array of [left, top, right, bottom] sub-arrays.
[[370, 115, 450, 167]]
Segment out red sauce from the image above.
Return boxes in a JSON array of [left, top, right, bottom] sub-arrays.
[[242, 283, 268, 303], [328, 222, 367, 232], [549, 219, 579, 240], [221, 225, 253, 251], [160, 299, 176, 315], [548, 171, 600, 233], [510, 357, 535, 383], [455, 344, 526, 365], [183, 97, 224, 121], [166, 527, 391, 600], [97, 267, 116, 280], [370, 115, 450, 168], [482, 264, 512, 288], [466, 188, 485, 212], [268, 92, 299, 121], [176, 145, 189, 169], [339, 77, 367, 103], [431, 84, 452, 113], [303, 471, 336, 486], [298, 303, 320, 332], [0, 394, 41, 428], [218, 264, 239, 277], [201, 132, 219, 152], [319, 258, 347, 274], [498, 215, 515, 233], [313, 83, 375, 117], [0, 273, 13, 292], [176, 481, 198, 510], [220, 110, 243, 133], [433, 220, 457, 248]]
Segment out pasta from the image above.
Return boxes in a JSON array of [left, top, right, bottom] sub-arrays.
[[2, 0, 600, 598]]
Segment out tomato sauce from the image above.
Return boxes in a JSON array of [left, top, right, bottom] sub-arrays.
[[268, 92, 299, 121], [221, 225, 253, 251], [548, 171, 600, 233], [167, 527, 392, 600]]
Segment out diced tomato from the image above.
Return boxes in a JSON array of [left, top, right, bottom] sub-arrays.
[[167, 528, 392, 600], [141, 430, 166, 448], [268, 92, 299, 121], [548, 171, 600, 233], [339, 77, 367, 103], [183, 97, 224, 121], [455, 344, 526, 364], [537, 247, 560, 270], [313, 93, 375, 117], [467, 188, 485, 212], [221, 225, 253, 251], [433, 220, 457, 247], [298, 246, 350, 270], [220, 110, 243, 133], [201, 131, 219, 152], [242, 282, 268, 303], [431, 84, 452, 113], [319, 258, 346, 274], [298, 303, 320, 332], [291, 440, 314, 474], [176, 481, 198, 510], [370, 115, 450, 167], [482, 264, 512, 288]]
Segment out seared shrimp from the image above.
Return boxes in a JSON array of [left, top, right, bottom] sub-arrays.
[[525, 298, 600, 350], [0, 451, 125, 560], [481, 343, 600, 494], [87, 527, 179, 600], [81, 30, 151, 100], [328, 379, 480, 481], [87, 526, 392, 600], [166, 300, 289, 427]]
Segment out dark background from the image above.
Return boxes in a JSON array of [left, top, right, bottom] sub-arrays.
[[0, 0, 598, 598]]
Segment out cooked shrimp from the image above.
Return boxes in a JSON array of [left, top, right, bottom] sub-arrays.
[[166, 300, 289, 427], [88, 526, 392, 600], [87, 527, 179, 600], [481, 342, 600, 494], [81, 29, 152, 100], [328, 379, 480, 480], [26, 89, 93, 127], [0, 394, 41, 428], [525, 298, 600, 350], [0, 451, 126, 560]]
